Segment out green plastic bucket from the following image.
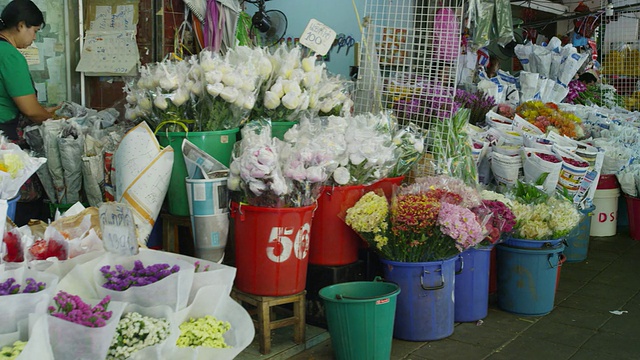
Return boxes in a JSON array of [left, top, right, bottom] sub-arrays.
[[156, 128, 238, 216], [319, 279, 400, 360], [271, 121, 296, 140]]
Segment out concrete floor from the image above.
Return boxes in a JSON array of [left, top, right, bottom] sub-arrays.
[[238, 227, 640, 360]]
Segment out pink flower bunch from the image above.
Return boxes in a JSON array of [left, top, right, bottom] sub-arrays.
[[564, 79, 587, 104], [473, 200, 516, 244], [48, 291, 112, 328], [437, 202, 484, 251]]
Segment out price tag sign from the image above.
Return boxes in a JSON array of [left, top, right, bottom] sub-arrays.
[[99, 202, 139, 256], [299, 19, 336, 56]]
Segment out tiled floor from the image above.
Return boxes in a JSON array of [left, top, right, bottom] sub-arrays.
[[238, 227, 640, 359]]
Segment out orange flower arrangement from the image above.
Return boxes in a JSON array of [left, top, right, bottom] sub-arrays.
[[516, 101, 585, 139]]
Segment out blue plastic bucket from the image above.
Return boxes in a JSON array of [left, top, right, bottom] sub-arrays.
[[564, 206, 595, 263], [504, 236, 564, 249], [380, 256, 456, 341], [454, 246, 492, 322], [6, 195, 20, 221], [497, 244, 564, 316], [319, 279, 400, 360]]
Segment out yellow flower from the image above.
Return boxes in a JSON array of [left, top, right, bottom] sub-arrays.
[[0, 153, 24, 178]]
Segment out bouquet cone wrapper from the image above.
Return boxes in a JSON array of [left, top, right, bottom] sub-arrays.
[[0, 140, 47, 249], [115, 122, 173, 246]]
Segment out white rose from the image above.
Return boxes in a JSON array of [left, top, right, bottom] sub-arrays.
[[350, 152, 366, 166], [282, 92, 301, 110], [258, 57, 273, 77], [230, 160, 241, 175], [154, 95, 169, 110], [270, 80, 285, 98], [220, 87, 240, 103], [283, 80, 302, 95], [227, 174, 241, 191], [207, 83, 224, 97], [320, 99, 335, 114], [138, 95, 152, 111], [171, 87, 190, 107], [301, 56, 316, 72], [308, 93, 319, 109], [222, 73, 237, 87], [243, 94, 256, 110], [298, 93, 310, 111], [191, 81, 203, 96], [333, 166, 351, 185], [124, 106, 138, 120], [303, 72, 320, 88], [264, 91, 281, 110], [240, 77, 256, 92], [125, 93, 137, 104], [159, 75, 179, 91], [234, 93, 246, 107], [205, 70, 223, 85], [414, 139, 425, 153]]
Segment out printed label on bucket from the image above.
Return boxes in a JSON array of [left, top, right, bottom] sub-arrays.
[[266, 223, 311, 263], [211, 232, 220, 246], [220, 135, 229, 144], [376, 298, 390, 305]]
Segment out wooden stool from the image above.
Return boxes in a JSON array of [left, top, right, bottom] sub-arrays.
[[231, 289, 306, 355], [160, 213, 192, 254]]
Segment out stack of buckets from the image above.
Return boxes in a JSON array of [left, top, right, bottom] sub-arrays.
[[590, 174, 620, 237], [496, 238, 565, 316]]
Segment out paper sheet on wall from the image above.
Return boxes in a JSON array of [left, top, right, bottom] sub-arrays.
[[76, 30, 139, 76], [84, 0, 139, 31]]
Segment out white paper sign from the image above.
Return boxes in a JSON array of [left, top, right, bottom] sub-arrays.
[[76, 30, 139, 75], [299, 19, 336, 56], [99, 202, 139, 256]]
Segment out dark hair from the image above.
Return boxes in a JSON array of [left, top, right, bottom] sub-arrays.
[[0, 0, 45, 31], [578, 72, 597, 84]]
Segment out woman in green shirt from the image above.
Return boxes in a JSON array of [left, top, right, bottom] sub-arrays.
[[0, 0, 59, 141]]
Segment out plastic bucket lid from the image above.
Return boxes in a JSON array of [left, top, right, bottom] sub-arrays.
[[320, 280, 400, 360]]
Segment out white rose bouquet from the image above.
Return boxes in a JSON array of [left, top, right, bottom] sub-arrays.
[[197, 47, 272, 131], [124, 58, 199, 132], [328, 112, 399, 186]]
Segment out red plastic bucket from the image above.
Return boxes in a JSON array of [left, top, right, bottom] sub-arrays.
[[625, 194, 640, 241], [309, 185, 365, 266], [365, 176, 405, 200], [231, 202, 315, 296]]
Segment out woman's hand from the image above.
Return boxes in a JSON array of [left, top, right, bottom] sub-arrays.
[[45, 104, 61, 114]]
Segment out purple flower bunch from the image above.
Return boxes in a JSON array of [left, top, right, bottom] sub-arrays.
[[48, 291, 112, 328], [473, 199, 516, 244], [100, 260, 180, 291], [454, 89, 496, 125], [0, 278, 46, 296], [565, 79, 587, 104]]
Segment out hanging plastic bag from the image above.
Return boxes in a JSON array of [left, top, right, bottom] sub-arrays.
[[473, 0, 495, 48], [494, 0, 514, 46]]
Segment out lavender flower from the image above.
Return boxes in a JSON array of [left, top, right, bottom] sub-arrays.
[[101, 260, 180, 291], [0, 278, 46, 296]]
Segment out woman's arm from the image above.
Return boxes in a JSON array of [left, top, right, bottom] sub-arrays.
[[12, 93, 56, 123]]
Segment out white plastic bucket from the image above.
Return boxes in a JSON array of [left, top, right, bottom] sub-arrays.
[[186, 177, 229, 262], [590, 188, 619, 237]]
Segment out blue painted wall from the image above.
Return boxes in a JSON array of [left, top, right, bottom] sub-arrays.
[[245, 0, 366, 77]]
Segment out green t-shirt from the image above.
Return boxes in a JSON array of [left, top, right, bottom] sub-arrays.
[[0, 41, 35, 123]]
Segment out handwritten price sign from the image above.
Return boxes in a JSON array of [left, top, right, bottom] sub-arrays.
[[99, 202, 139, 256], [300, 19, 336, 56]]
